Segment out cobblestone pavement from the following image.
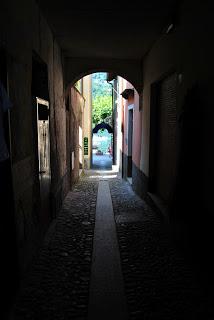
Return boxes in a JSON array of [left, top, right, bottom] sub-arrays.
[[109, 178, 214, 320], [11, 172, 214, 320], [12, 178, 98, 320]]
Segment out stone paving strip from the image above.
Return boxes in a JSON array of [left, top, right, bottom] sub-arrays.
[[88, 180, 128, 320], [109, 178, 214, 320], [12, 178, 98, 320]]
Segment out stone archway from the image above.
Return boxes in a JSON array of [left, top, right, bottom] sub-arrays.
[[93, 122, 113, 134], [64, 57, 143, 95]]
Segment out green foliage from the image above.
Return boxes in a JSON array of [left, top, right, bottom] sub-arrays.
[[92, 95, 112, 126], [92, 73, 112, 98], [92, 72, 112, 127]]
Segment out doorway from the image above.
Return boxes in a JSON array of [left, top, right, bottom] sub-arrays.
[[149, 72, 177, 204], [36, 97, 51, 231], [127, 107, 133, 183], [32, 52, 51, 230]]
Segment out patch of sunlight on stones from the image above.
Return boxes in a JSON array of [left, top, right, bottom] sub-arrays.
[[115, 213, 147, 223]]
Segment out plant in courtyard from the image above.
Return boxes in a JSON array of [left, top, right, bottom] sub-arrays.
[[92, 95, 112, 127], [92, 72, 112, 127], [92, 73, 111, 98]]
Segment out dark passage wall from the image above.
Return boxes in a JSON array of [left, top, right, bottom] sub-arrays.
[[140, 0, 214, 288], [0, 0, 68, 309]]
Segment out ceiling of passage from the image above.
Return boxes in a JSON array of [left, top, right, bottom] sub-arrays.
[[38, 0, 178, 60]]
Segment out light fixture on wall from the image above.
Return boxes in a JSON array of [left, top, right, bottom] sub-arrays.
[[164, 5, 179, 35], [120, 88, 134, 100], [178, 73, 183, 84], [166, 23, 174, 34]]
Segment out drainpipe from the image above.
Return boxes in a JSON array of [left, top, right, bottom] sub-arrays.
[[107, 80, 115, 164]]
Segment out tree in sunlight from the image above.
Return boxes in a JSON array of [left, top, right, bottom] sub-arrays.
[[92, 73, 112, 98], [92, 73, 112, 127], [92, 95, 112, 127]]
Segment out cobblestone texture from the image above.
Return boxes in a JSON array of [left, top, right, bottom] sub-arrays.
[[109, 178, 214, 320], [12, 178, 98, 320], [10, 173, 214, 320]]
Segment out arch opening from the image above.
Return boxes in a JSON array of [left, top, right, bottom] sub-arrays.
[[65, 70, 140, 180], [93, 122, 113, 134], [65, 67, 141, 97]]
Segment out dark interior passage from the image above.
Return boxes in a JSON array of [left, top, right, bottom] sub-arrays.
[[1, 0, 214, 318]]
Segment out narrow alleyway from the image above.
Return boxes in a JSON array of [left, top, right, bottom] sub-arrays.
[[11, 170, 213, 320], [92, 154, 112, 170]]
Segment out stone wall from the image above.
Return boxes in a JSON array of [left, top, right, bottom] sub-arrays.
[[70, 87, 84, 184], [0, 0, 67, 279]]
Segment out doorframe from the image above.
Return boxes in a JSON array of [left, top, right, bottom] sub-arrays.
[[36, 97, 51, 182], [127, 105, 133, 178], [36, 97, 50, 176]]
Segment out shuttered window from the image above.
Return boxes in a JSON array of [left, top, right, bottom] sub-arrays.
[[156, 73, 177, 202]]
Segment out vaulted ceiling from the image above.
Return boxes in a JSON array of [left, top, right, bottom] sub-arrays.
[[37, 0, 178, 60]]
